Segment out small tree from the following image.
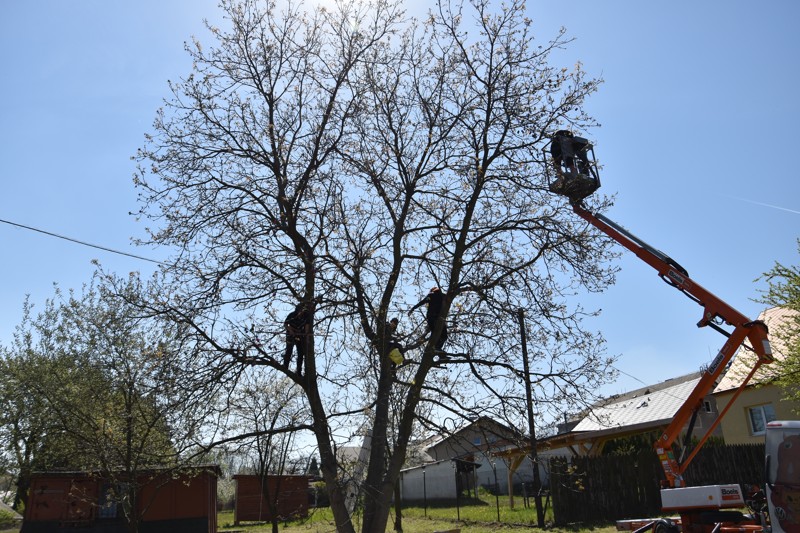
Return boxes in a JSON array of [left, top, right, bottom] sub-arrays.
[[226, 370, 307, 532], [0, 273, 216, 532], [758, 239, 800, 411], [134, 0, 619, 531]]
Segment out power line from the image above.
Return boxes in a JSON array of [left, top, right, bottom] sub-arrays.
[[0, 217, 165, 265], [612, 365, 650, 388]]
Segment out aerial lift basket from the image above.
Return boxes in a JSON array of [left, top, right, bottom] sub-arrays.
[[542, 132, 601, 204]]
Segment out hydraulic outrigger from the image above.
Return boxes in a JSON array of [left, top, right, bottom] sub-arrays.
[[543, 133, 782, 533]]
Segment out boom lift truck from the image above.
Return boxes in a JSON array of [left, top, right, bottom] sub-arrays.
[[544, 133, 800, 533]]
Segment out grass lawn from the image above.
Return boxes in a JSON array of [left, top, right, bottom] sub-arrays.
[[218, 493, 620, 532], [219, 510, 618, 532]]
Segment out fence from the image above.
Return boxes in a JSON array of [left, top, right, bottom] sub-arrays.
[[548, 444, 765, 525]]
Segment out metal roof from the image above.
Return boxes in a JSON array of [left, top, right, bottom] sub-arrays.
[[572, 375, 701, 432]]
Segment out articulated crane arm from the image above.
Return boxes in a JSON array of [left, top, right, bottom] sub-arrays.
[[544, 133, 773, 488], [570, 204, 772, 487]]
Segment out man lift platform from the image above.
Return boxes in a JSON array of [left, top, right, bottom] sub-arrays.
[[546, 130, 601, 204]]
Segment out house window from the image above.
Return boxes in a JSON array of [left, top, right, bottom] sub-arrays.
[[703, 400, 713, 413], [98, 484, 118, 519], [473, 436, 481, 446], [98, 483, 127, 519], [748, 403, 776, 436]]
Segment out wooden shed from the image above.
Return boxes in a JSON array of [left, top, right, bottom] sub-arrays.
[[233, 474, 309, 524], [21, 465, 219, 533]]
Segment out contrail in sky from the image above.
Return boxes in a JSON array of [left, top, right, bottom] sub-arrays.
[[725, 196, 800, 215]]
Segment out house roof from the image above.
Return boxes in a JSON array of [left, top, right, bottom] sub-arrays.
[[423, 416, 520, 452], [572, 373, 701, 432], [714, 306, 796, 394], [533, 372, 705, 453], [400, 456, 482, 475]]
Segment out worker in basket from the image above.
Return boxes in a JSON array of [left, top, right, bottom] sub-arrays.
[[548, 130, 599, 202], [550, 130, 592, 178]]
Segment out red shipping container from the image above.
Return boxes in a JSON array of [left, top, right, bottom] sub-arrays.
[[22, 466, 219, 533], [233, 474, 309, 524]]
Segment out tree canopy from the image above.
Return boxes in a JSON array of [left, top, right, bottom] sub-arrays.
[[133, 0, 619, 530]]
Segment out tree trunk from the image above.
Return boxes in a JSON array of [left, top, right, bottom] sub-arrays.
[[360, 362, 398, 533], [125, 484, 139, 533], [307, 378, 357, 533], [14, 437, 34, 511], [394, 478, 403, 533], [360, 358, 427, 533], [13, 470, 29, 512], [320, 455, 356, 533]]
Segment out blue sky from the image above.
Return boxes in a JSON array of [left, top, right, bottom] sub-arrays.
[[1, 1, 798, 398]]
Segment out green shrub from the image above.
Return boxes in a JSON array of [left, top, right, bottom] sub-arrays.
[[0, 508, 18, 528]]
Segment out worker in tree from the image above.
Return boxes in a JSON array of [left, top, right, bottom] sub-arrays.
[[284, 301, 312, 374], [385, 317, 407, 369], [409, 286, 448, 351]]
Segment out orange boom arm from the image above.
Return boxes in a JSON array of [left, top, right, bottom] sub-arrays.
[[570, 203, 773, 487], [543, 133, 774, 487]]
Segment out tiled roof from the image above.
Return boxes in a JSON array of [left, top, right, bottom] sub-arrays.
[[714, 306, 796, 394], [572, 375, 701, 432]]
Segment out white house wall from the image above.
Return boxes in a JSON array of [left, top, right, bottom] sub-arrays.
[[475, 455, 547, 493], [400, 452, 559, 502], [400, 461, 459, 501]]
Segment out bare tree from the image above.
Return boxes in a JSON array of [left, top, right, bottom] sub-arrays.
[[226, 370, 307, 532], [134, 0, 618, 531]]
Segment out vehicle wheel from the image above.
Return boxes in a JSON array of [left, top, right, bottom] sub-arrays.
[[653, 519, 679, 533]]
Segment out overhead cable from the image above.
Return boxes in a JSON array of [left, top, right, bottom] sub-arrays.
[[0, 216, 165, 265]]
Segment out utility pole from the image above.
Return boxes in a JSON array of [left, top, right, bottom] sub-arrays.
[[517, 308, 545, 527]]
